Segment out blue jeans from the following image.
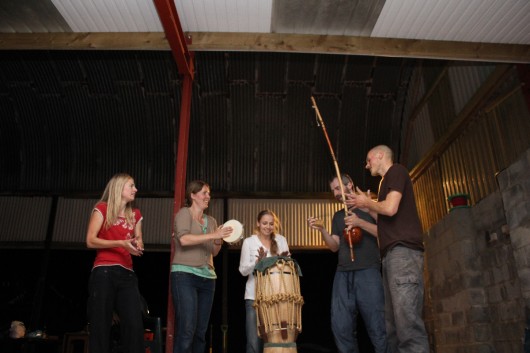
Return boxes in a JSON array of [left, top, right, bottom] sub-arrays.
[[524, 309, 530, 353], [382, 246, 429, 353], [171, 271, 215, 353], [331, 268, 388, 353], [87, 266, 144, 353], [245, 300, 263, 353]]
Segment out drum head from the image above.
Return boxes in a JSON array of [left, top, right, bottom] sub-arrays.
[[222, 219, 243, 244]]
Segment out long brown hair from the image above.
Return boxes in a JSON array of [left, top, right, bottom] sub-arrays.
[[254, 209, 281, 255]]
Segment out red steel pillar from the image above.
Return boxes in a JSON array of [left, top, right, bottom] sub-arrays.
[[152, 1, 195, 352]]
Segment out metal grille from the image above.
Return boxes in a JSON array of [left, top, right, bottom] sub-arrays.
[[227, 198, 342, 248]]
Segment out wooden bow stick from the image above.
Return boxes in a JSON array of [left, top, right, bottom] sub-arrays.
[[310, 96, 361, 261]]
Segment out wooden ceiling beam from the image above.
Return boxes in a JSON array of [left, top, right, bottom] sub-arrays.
[[189, 32, 530, 64], [0, 32, 529, 63]]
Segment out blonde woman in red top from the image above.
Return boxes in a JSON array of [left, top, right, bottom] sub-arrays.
[[86, 173, 145, 353]]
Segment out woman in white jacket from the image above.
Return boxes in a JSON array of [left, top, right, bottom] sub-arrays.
[[239, 210, 290, 353]]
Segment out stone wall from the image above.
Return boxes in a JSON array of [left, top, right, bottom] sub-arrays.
[[498, 148, 530, 353], [425, 148, 530, 353]]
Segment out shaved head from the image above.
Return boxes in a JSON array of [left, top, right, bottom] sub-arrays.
[[366, 145, 394, 177], [370, 145, 393, 163]]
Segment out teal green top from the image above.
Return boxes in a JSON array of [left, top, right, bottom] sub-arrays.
[[171, 263, 217, 279]]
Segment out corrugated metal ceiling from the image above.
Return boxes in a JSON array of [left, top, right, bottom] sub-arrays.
[[372, 0, 530, 45], [0, 0, 528, 196], [1, 0, 529, 45], [0, 50, 411, 194]]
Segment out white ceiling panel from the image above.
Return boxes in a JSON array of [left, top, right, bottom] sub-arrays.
[[203, 0, 221, 32], [372, 0, 530, 44], [51, 0, 163, 32], [1, 0, 528, 59], [51, 0, 94, 32], [176, 0, 272, 33]]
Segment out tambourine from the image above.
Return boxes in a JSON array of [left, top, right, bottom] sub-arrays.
[[222, 219, 244, 244]]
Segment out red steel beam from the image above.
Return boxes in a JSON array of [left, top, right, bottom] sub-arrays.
[[152, 2, 195, 353], [153, 0, 195, 78], [165, 73, 193, 353]]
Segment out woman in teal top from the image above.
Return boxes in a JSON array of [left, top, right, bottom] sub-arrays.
[[171, 180, 232, 353]]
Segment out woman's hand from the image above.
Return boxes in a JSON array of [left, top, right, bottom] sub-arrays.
[[215, 225, 233, 240], [180, 224, 232, 247], [133, 237, 144, 251], [125, 238, 143, 256], [255, 247, 267, 263]]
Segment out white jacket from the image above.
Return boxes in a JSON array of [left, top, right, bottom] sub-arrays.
[[238, 234, 289, 300]]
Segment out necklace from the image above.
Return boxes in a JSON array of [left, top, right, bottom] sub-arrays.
[[190, 208, 208, 234], [200, 215, 208, 234]]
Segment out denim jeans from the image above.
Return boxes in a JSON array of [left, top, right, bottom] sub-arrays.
[[524, 314, 530, 353], [171, 271, 215, 353], [245, 300, 264, 353], [331, 268, 388, 353], [87, 265, 144, 353], [382, 246, 429, 353]]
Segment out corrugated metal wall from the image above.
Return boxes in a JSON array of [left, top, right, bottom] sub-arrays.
[[0, 51, 411, 196], [3, 62, 528, 245], [448, 63, 495, 114], [227, 198, 342, 249], [404, 64, 530, 231], [0, 196, 221, 249], [52, 197, 224, 248], [0, 196, 52, 243], [0, 196, 344, 250], [53, 198, 97, 243]]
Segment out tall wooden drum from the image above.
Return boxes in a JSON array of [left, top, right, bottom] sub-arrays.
[[254, 256, 304, 353]]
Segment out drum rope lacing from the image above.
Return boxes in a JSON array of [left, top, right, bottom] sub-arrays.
[[254, 258, 304, 340]]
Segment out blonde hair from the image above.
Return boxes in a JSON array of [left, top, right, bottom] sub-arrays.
[[99, 173, 135, 229], [254, 209, 282, 255]]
